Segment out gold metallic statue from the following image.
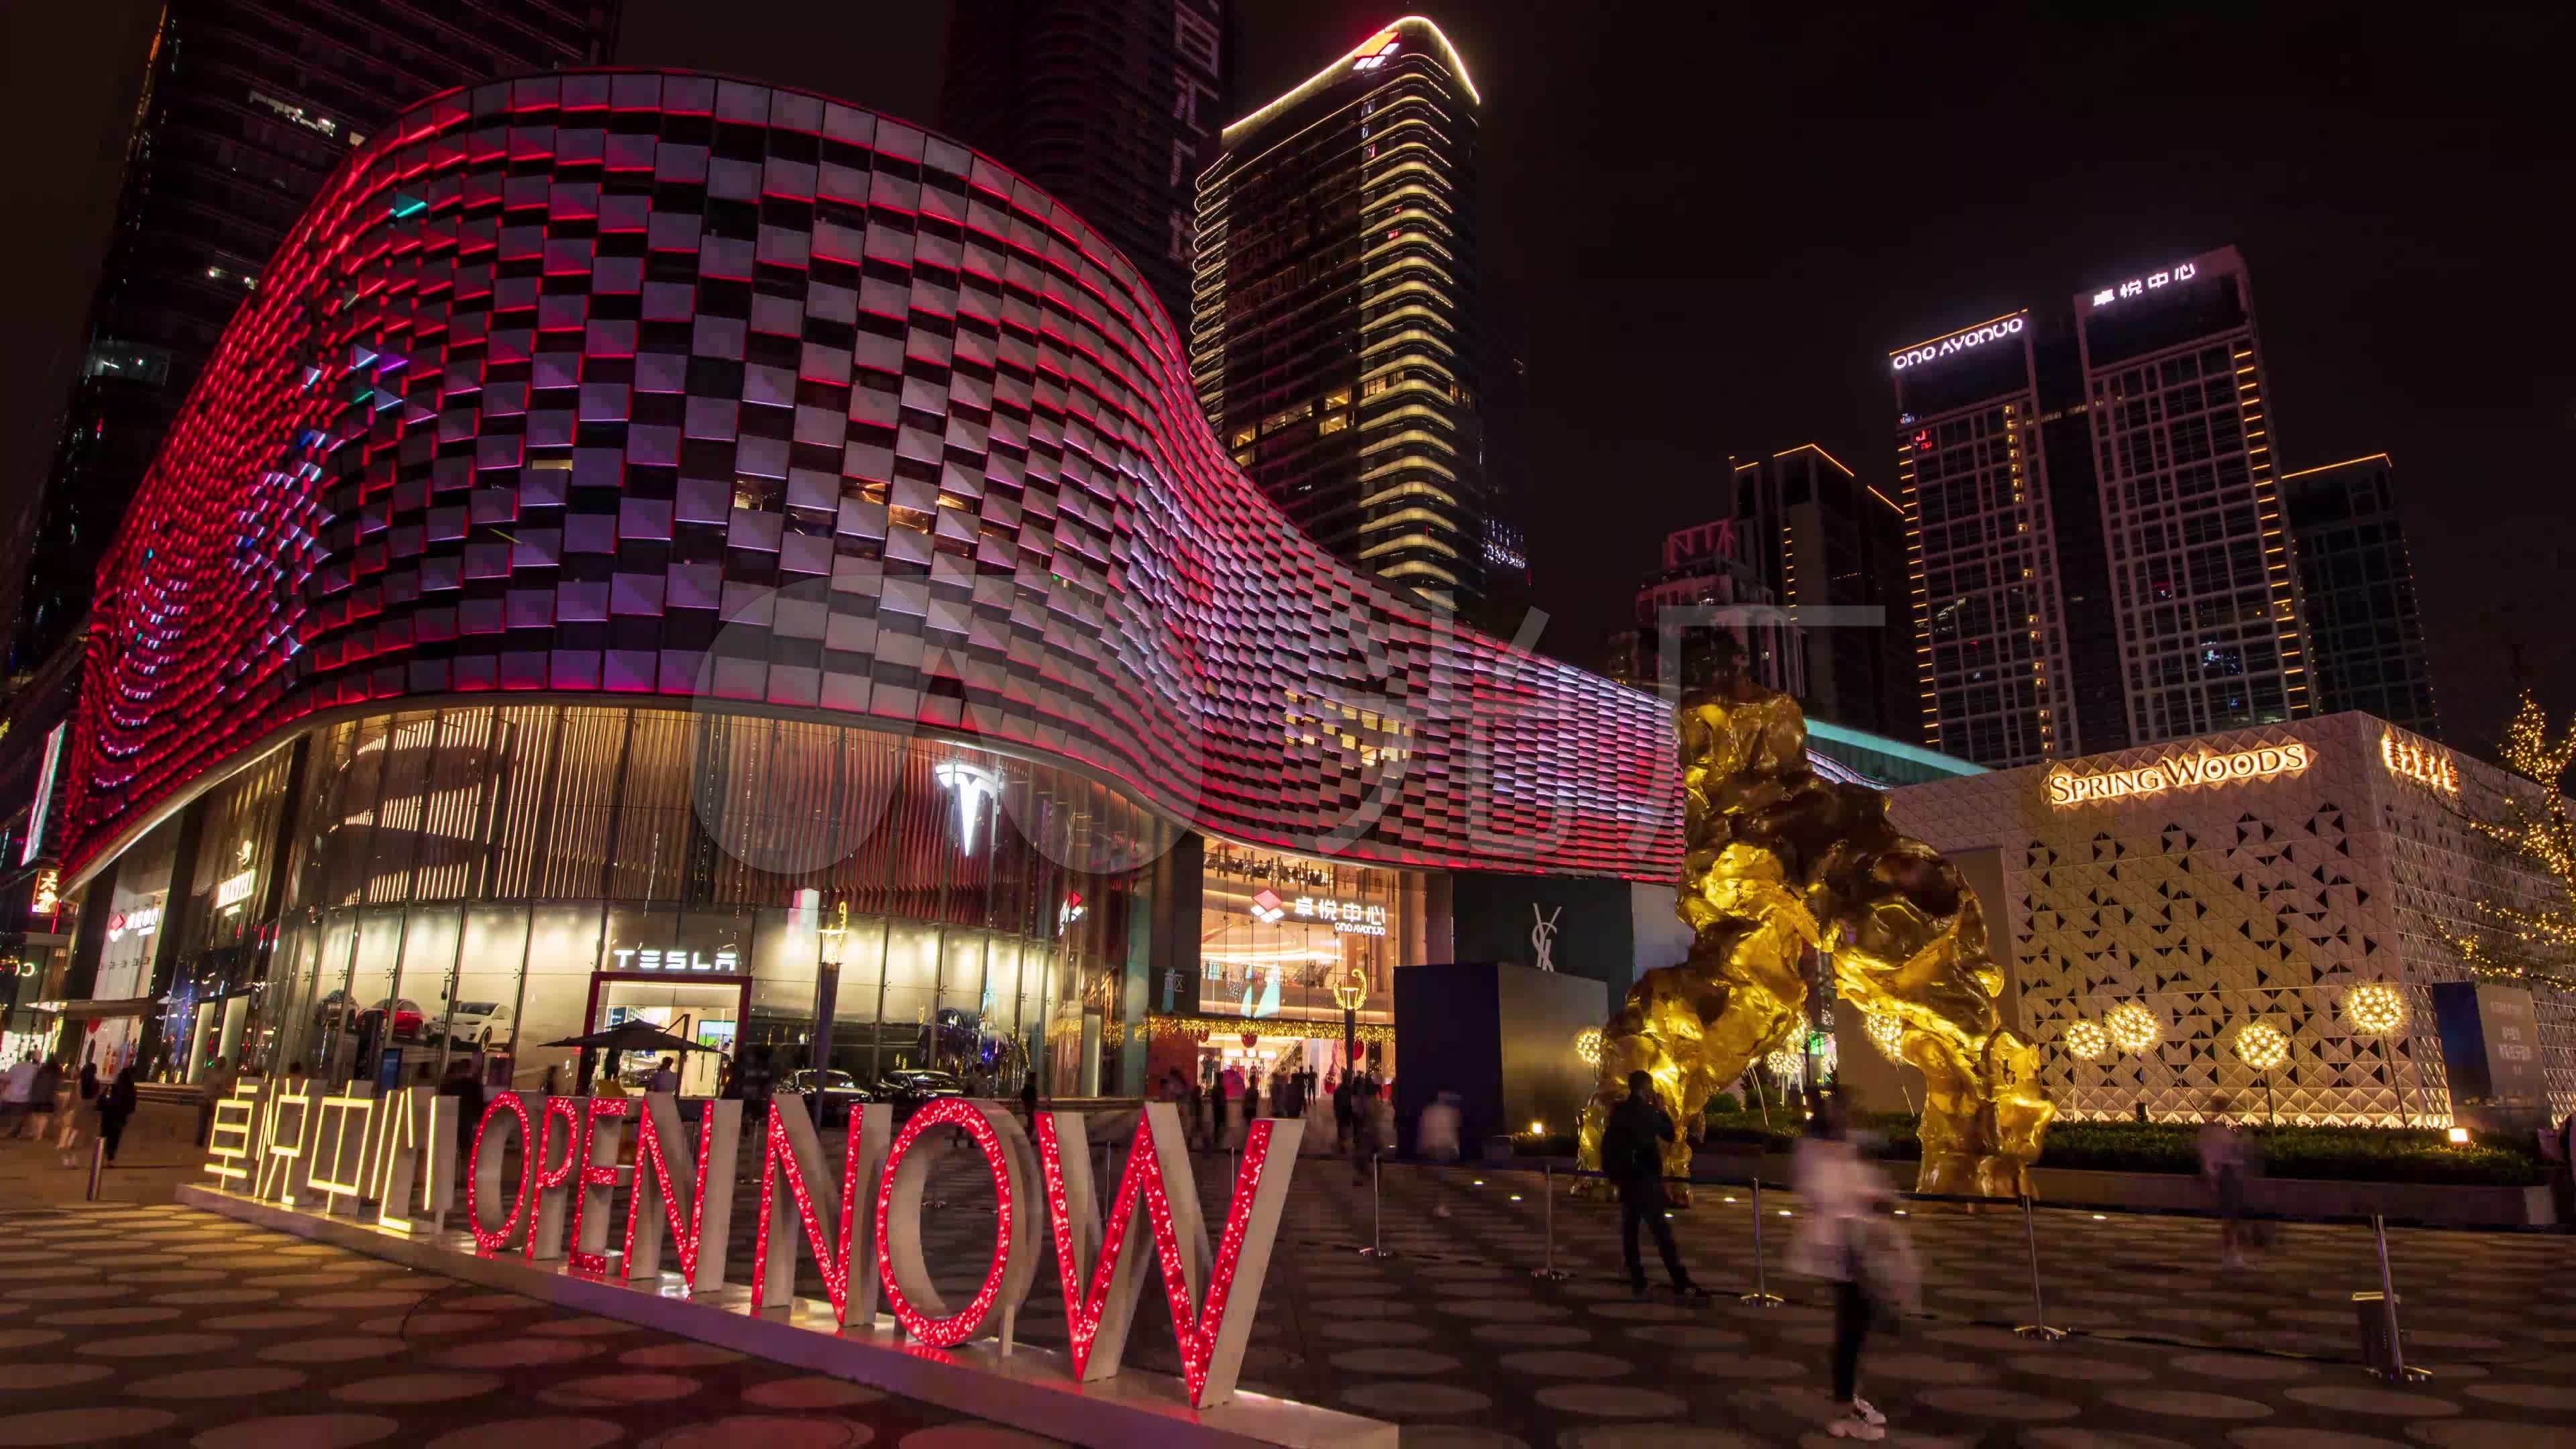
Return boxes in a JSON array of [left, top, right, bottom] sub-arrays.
[[1575, 655, 2053, 1203]]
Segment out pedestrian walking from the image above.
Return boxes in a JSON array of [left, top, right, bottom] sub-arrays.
[[97, 1065, 142, 1164], [1417, 1089, 1462, 1218], [1020, 1069, 1040, 1128], [0, 1056, 37, 1138], [1599, 1069, 1710, 1301], [1220, 1063, 1246, 1148], [1790, 1091, 1909, 1440], [2199, 1093, 2250, 1271], [26, 1059, 64, 1143], [437, 1057, 486, 1177], [58, 1061, 100, 1167], [1332, 1071, 1356, 1157], [196, 1057, 239, 1145]]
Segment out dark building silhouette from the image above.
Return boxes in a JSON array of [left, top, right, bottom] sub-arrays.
[[938, 0, 1231, 332], [8, 0, 621, 678], [2279, 454, 2440, 739], [1730, 443, 1913, 737]]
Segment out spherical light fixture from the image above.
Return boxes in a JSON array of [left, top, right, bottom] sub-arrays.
[[1863, 1010, 1906, 1061], [2061, 1019, 2110, 1062], [2104, 1001, 2161, 1054], [2233, 1020, 2289, 1073], [2341, 982, 2406, 1038], [1572, 1027, 1604, 1066], [1765, 1046, 1801, 1079]]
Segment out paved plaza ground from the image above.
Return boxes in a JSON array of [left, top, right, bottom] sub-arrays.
[[3, 1126, 2571, 1446]]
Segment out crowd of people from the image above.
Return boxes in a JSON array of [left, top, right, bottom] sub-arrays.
[[0, 1051, 144, 1166]]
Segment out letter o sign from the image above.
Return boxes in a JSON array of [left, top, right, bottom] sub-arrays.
[[875, 1097, 1039, 1347], [466, 1093, 534, 1254]]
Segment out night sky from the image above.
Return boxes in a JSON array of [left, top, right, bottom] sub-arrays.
[[7, 3, 2568, 759]]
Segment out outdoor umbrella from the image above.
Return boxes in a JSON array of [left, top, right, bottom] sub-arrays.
[[540, 1020, 719, 1055]]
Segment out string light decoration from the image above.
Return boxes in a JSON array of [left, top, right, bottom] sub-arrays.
[[623, 1096, 739, 1291], [2341, 982, 2407, 1037], [523, 1097, 586, 1263], [2445, 694, 2576, 991], [751, 1095, 873, 1321], [564, 1097, 631, 1275], [1572, 1027, 1604, 1065], [873, 1097, 1021, 1349], [2233, 1020, 2290, 1072], [1765, 1046, 1801, 1079], [1030, 1105, 1299, 1405], [2061, 1019, 2111, 1062], [465, 1093, 534, 1254], [1862, 1010, 1906, 1061], [2104, 1002, 2162, 1054]]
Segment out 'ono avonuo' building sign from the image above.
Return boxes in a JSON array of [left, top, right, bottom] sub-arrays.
[[201, 1083, 1300, 1408]]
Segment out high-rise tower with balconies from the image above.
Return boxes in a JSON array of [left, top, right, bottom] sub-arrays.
[[1189, 17, 1489, 619]]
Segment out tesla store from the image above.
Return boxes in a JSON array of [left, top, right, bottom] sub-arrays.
[[80, 704, 1171, 1096]]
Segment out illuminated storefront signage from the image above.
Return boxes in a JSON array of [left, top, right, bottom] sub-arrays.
[[19, 724, 64, 866], [932, 759, 1001, 856], [2045, 741, 2312, 807], [2381, 732, 2458, 795], [214, 869, 258, 911], [1294, 895, 1388, 936], [30, 868, 58, 916], [609, 947, 742, 973], [199, 1084, 1301, 1411], [107, 904, 162, 941], [1890, 315, 2024, 371], [2088, 260, 2199, 307]]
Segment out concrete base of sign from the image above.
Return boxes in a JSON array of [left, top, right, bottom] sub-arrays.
[[177, 1184, 1393, 1449]]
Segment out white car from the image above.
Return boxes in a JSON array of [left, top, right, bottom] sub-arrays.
[[443, 1000, 513, 1049]]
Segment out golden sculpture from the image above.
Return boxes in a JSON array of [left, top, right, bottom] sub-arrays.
[[1574, 658, 2054, 1203]]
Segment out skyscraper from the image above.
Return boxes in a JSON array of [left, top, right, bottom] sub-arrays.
[[2279, 453, 2440, 738], [1890, 311, 2096, 767], [8, 0, 622, 677], [1730, 443, 1913, 735], [2077, 246, 2312, 745], [937, 0, 1231, 331], [1603, 519, 1796, 696], [1191, 17, 1489, 619]]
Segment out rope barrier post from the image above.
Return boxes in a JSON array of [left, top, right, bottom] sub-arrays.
[[2366, 1212, 2430, 1383], [1358, 1154, 1397, 1258], [86, 1134, 105, 1202], [2011, 1193, 2066, 1340], [1740, 1176, 1782, 1307], [1530, 1162, 1570, 1281]]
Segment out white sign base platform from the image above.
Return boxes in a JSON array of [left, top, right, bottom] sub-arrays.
[[177, 1183, 1392, 1449]]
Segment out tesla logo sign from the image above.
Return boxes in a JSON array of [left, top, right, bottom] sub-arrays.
[[2090, 261, 2199, 307], [932, 759, 1001, 857], [608, 947, 742, 973], [2046, 741, 2312, 807], [1891, 315, 2025, 371]]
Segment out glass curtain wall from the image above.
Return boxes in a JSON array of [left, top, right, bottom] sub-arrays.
[[259, 705, 1169, 1095]]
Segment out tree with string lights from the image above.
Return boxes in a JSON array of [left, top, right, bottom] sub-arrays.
[[2445, 694, 2576, 991]]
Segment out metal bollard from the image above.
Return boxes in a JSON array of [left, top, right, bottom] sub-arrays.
[[2360, 1212, 2431, 1383], [1530, 1162, 1570, 1281], [1741, 1177, 1783, 1306], [85, 1135, 105, 1202], [1358, 1154, 1397, 1258], [2011, 1193, 2066, 1340]]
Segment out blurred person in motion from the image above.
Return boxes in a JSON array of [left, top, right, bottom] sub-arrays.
[[1417, 1089, 1462, 1218], [1220, 1061, 1246, 1148], [2199, 1094, 2251, 1271], [97, 1064, 142, 1164], [1599, 1069, 1709, 1301], [1790, 1089, 1910, 1440], [437, 1057, 486, 1168], [58, 1059, 100, 1167]]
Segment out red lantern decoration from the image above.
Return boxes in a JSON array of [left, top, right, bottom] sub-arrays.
[[1241, 1033, 1258, 1051]]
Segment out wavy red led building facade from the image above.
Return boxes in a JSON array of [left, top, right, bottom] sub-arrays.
[[60, 71, 1682, 885]]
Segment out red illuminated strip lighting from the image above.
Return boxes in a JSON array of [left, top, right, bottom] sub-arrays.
[[62, 72, 1698, 884]]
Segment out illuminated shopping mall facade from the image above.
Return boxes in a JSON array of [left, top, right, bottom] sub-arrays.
[[28, 70, 1788, 1099], [1881, 712, 2575, 1126]]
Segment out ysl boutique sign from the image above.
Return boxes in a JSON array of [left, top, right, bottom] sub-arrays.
[[203, 1083, 1299, 1409]]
